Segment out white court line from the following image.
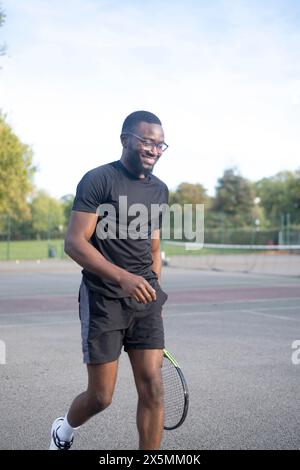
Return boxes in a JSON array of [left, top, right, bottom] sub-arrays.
[[165, 309, 300, 322], [167, 305, 300, 316], [1, 308, 300, 326], [166, 308, 300, 322], [0, 309, 75, 317], [241, 309, 300, 322], [1, 301, 299, 326], [255, 305, 300, 312], [0, 309, 240, 325], [1, 311, 234, 325], [1, 298, 299, 318], [165, 309, 237, 317], [0, 319, 78, 328], [166, 311, 300, 322], [0, 293, 75, 300], [167, 297, 300, 307], [1, 297, 298, 317]]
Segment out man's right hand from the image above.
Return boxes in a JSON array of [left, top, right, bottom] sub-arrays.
[[119, 272, 156, 304]]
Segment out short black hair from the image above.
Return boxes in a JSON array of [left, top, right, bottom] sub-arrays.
[[121, 110, 162, 134]]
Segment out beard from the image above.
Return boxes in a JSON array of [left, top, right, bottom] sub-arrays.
[[127, 148, 155, 176]]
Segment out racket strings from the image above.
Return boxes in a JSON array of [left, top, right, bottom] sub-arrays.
[[162, 358, 185, 428]]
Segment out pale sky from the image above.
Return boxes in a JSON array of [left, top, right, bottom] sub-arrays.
[[1, 0, 300, 198]]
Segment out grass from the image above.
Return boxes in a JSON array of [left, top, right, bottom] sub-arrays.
[[0, 239, 66, 261], [161, 242, 263, 256], [0, 239, 271, 261]]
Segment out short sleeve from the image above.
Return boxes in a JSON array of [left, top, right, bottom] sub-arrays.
[[72, 169, 106, 213], [163, 185, 169, 204], [158, 185, 169, 229], [150, 183, 169, 232]]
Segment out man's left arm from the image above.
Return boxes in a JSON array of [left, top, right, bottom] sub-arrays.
[[151, 229, 162, 283]]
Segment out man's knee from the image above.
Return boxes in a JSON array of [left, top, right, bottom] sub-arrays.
[[138, 373, 164, 408], [88, 390, 113, 413]]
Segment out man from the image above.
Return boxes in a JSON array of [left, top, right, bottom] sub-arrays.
[[49, 110, 169, 450]]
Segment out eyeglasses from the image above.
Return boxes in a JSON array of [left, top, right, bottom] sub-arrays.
[[124, 132, 169, 152]]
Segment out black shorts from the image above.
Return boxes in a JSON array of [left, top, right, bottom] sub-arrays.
[[78, 279, 168, 364]]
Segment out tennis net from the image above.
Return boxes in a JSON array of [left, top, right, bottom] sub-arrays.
[[161, 241, 300, 276]]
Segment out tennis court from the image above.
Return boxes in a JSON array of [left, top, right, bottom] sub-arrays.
[[0, 258, 299, 449]]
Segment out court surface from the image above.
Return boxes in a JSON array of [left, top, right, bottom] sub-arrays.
[[0, 260, 299, 449]]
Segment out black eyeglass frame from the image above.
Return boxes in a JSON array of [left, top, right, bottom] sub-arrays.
[[123, 132, 169, 152]]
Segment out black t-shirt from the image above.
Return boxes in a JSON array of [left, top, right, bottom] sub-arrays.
[[72, 160, 169, 297]]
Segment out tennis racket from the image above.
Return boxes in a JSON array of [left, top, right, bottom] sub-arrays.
[[162, 349, 189, 430]]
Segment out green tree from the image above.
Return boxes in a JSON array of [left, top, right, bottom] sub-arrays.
[[169, 182, 207, 205], [213, 168, 255, 226], [167, 182, 208, 240], [31, 190, 65, 237], [60, 194, 74, 227], [256, 170, 300, 226], [0, 113, 35, 218]]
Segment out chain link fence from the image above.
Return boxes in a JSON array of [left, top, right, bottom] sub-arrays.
[[1, 213, 299, 261], [0, 215, 67, 261]]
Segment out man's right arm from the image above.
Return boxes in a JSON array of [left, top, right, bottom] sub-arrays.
[[65, 211, 156, 304]]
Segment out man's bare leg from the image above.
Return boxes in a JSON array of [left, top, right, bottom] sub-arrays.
[[67, 360, 119, 427], [128, 349, 164, 450]]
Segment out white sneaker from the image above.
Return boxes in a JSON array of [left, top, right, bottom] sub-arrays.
[[49, 417, 74, 450]]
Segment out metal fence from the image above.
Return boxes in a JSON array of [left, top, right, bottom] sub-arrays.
[[1, 213, 299, 261]]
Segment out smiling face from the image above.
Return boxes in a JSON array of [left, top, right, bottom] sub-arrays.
[[121, 121, 165, 178]]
